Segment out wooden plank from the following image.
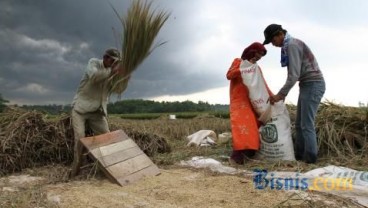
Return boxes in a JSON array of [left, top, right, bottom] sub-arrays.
[[95, 162, 118, 185], [117, 165, 161, 185], [106, 154, 153, 179], [80, 130, 129, 150], [90, 139, 137, 158], [78, 129, 160, 186], [97, 147, 144, 167]]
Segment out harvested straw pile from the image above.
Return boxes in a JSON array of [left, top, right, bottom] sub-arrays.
[[109, 0, 170, 94], [288, 102, 367, 158], [110, 124, 171, 157], [315, 102, 367, 157], [0, 108, 171, 175], [0, 108, 73, 176]]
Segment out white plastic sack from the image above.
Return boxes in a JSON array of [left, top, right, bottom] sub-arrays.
[[258, 102, 295, 161], [240, 60, 269, 116], [186, 130, 217, 147], [239, 60, 295, 161]]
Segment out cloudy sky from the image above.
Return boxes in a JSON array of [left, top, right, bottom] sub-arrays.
[[1, 0, 367, 107]]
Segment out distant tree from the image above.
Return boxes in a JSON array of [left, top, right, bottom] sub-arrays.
[[109, 99, 190, 113], [19, 99, 229, 114], [0, 94, 9, 112], [21, 104, 72, 115], [358, 101, 367, 108]]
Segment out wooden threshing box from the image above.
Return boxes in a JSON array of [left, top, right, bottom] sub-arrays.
[[80, 130, 160, 186]]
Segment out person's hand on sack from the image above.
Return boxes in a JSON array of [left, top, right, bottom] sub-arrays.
[[269, 94, 285, 105]]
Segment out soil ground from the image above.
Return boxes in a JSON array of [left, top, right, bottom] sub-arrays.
[[0, 164, 364, 208]]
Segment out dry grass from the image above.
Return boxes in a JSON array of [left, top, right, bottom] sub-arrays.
[[315, 102, 367, 158], [286, 102, 368, 171], [0, 102, 367, 176], [0, 103, 367, 208], [109, 115, 232, 165], [112, 124, 172, 157], [0, 108, 173, 176], [110, 115, 230, 140], [0, 107, 73, 176], [1, 165, 364, 208], [0, 185, 58, 208]]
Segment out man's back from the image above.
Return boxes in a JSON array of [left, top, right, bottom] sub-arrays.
[[72, 58, 111, 115]]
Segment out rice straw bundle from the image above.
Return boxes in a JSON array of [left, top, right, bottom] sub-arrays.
[[315, 102, 367, 157], [0, 107, 172, 175], [109, 0, 170, 94], [0, 108, 74, 176]]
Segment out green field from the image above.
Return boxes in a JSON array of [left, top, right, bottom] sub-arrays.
[[114, 111, 230, 120]]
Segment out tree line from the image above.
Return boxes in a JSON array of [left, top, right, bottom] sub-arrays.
[[15, 99, 229, 115], [0, 94, 8, 113]]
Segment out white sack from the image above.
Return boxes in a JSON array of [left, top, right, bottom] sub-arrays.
[[186, 130, 217, 147], [258, 102, 295, 161], [240, 60, 295, 161], [240, 60, 269, 116]]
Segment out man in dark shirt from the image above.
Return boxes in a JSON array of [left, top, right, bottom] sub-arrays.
[[263, 24, 326, 163]]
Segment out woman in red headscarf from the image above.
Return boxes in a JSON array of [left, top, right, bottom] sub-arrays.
[[226, 42, 273, 164]]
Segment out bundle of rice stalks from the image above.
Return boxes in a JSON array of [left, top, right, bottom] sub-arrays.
[[0, 108, 73, 176], [286, 102, 367, 159], [315, 102, 367, 157], [109, 0, 170, 94]]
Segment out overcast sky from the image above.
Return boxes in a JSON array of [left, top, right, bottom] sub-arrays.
[[1, 0, 367, 107]]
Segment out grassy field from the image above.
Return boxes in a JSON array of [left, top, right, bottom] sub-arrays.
[[114, 111, 229, 120], [108, 105, 368, 172], [1, 103, 367, 175], [0, 104, 367, 207]]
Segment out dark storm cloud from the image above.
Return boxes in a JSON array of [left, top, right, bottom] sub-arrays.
[[123, 39, 226, 99], [0, 0, 228, 105], [0, 0, 119, 104]]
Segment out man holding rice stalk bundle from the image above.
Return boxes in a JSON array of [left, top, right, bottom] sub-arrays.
[[70, 48, 130, 177], [70, 0, 169, 177]]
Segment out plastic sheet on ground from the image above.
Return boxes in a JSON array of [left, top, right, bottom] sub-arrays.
[[248, 165, 368, 207], [303, 165, 368, 206], [181, 157, 368, 207]]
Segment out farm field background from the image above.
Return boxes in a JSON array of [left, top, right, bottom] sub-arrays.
[[0, 103, 367, 207]]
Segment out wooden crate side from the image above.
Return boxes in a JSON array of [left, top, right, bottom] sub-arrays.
[[79, 129, 161, 186], [90, 139, 138, 158], [96, 147, 144, 167], [80, 130, 129, 150], [106, 154, 153, 179]]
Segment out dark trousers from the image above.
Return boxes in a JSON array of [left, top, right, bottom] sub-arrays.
[[230, 150, 256, 164]]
